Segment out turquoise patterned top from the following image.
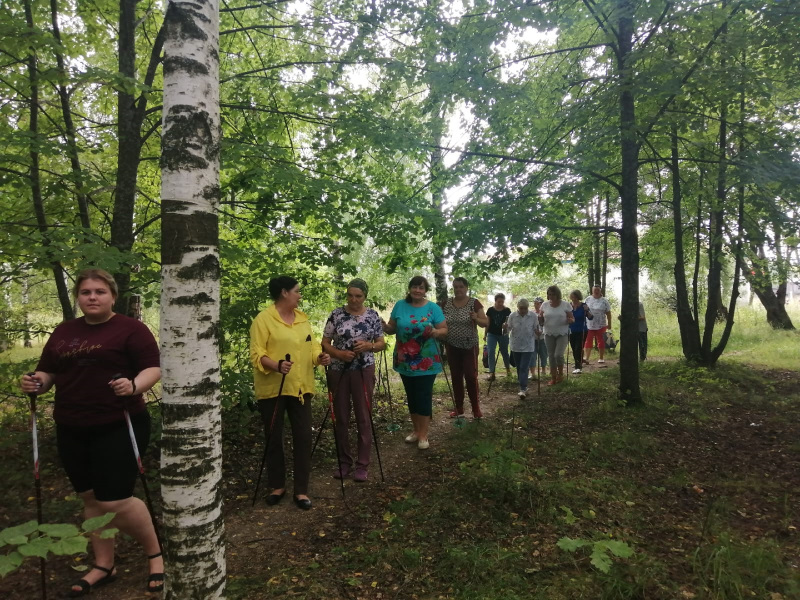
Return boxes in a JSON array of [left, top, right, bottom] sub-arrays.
[[390, 300, 445, 377]]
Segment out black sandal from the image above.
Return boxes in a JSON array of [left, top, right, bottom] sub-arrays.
[[67, 564, 117, 597], [147, 552, 165, 592]]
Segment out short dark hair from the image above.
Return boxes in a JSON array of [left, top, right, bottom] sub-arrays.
[[494, 293, 505, 300], [405, 275, 431, 303], [547, 285, 562, 301], [453, 277, 469, 288], [268, 276, 299, 300]]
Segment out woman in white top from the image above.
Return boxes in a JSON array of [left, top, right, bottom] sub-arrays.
[[538, 285, 574, 385], [503, 298, 537, 398]]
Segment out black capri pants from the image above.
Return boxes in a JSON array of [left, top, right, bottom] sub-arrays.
[[56, 410, 151, 502]]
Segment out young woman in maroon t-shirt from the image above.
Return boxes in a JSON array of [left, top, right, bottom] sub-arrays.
[[20, 269, 162, 597]]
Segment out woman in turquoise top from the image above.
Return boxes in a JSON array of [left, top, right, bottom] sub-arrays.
[[382, 276, 448, 449]]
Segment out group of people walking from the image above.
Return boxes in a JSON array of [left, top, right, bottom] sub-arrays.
[[486, 285, 616, 397], [17, 266, 631, 596]]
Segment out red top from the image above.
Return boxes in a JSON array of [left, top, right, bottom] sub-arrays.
[[37, 314, 160, 427]]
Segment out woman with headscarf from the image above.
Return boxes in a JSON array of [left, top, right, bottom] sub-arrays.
[[382, 276, 448, 449], [441, 277, 488, 419], [250, 276, 331, 510], [321, 279, 385, 482]]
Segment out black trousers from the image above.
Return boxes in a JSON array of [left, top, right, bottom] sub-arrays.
[[258, 394, 312, 495]]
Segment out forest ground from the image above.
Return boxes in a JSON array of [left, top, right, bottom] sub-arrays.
[[1, 352, 799, 599]]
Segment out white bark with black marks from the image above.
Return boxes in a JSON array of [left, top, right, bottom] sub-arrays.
[[160, 0, 225, 597]]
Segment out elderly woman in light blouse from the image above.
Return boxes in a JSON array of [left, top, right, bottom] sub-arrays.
[[504, 298, 537, 399]]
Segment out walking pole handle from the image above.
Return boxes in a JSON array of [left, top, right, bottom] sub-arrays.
[[276, 354, 291, 398]]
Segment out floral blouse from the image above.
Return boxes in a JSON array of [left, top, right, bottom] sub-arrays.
[[389, 300, 445, 377], [323, 307, 383, 371]]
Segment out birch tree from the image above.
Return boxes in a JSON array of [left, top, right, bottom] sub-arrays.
[[160, 0, 225, 597]]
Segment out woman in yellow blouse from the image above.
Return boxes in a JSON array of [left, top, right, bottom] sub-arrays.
[[250, 276, 330, 510]]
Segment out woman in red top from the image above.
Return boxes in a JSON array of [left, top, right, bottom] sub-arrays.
[[21, 269, 162, 597]]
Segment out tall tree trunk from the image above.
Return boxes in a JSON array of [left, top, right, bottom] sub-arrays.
[[744, 246, 795, 330], [670, 123, 702, 360], [160, 0, 225, 596], [616, 0, 641, 405], [429, 104, 448, 304], [701, 93, 728, 361], [49, 0, 92, 233], [593, 197, 601, 288], [111, 0, 166, 313], [24, 0, 74, 322], [601, 192, 609, 294], [111, 0, 139, 313]]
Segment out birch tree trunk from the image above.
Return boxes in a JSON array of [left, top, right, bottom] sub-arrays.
[[160, 0, 225, 597]]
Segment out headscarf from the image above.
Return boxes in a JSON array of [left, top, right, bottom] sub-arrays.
[[347, 278, 369, 296]]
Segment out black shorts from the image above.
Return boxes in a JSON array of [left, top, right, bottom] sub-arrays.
[[56, 411, 151, 502]]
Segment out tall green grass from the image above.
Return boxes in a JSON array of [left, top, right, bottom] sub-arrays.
[[644, 303, 800, 370]]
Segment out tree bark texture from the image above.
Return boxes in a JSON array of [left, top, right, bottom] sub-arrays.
[[670, 124, 702, 361], [160, 0, 225, 597], [615, 0, 642, 405], [112, 0, 166, 313]]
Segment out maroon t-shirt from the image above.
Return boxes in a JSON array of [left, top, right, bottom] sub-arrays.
[[36, 314, 160, 427]]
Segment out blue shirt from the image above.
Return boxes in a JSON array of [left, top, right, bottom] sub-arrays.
[[570, 303, 591, 333]]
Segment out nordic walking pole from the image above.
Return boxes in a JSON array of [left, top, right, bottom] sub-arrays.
[[487, 343, 501, 397], [537, 349, 541, 396], [325, 366, 347, 501], [359, 369, 385, 482], [26, 373, 47, 600], [110, 374, 162, 549], [437, 341, 463, 427], [382, 350, 400, 432], [252, 354, 290, 506], [310, 406, 330, 461]]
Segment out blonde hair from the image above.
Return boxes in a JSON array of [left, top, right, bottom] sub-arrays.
[[73, 268, 118, 299]]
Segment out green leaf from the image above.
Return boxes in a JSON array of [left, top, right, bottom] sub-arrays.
[[2, 536, 28, 547], [81, 513, 115, 533], [49, 536, 88, 556], [557, 536, 589, 552], [590, 548, 613, 573], [98, 528, 119, 540], [0, 552, 23, 578], [38, 524, 80, 538], [17, 536, 51, 559], [601, 540, 634, 558], [0, 521, 39, 545]]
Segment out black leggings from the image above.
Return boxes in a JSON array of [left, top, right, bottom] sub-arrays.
[[57, 411, 150, 502], [569, 331, 585, 367]]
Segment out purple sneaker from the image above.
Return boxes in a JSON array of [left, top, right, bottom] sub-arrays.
[[353, 467, 368, 482], [333, 465, 351, 480]]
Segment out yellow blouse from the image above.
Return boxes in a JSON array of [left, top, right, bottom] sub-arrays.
[[250, 304, 323, 402]]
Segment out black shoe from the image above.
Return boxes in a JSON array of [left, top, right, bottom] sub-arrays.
[[67, 565, 117, 597], [293, 496, 312, 510], [146, 552, 165, 592], [265, 490, 286, 506]]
